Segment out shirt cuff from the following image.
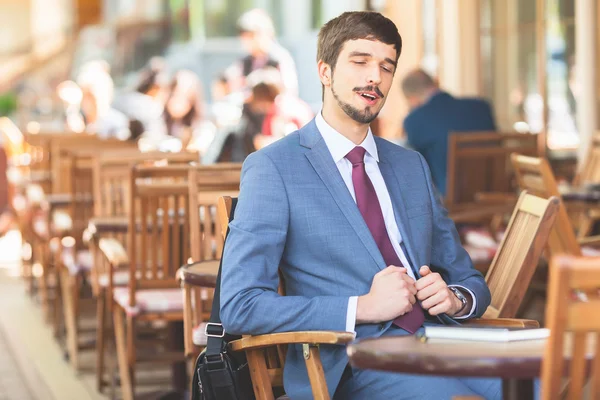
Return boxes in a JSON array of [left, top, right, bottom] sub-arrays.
[[448, 285, 476, 319], [346, 296, 358, 332]]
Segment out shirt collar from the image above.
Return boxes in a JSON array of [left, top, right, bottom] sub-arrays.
[[315, 110, 379, 163]]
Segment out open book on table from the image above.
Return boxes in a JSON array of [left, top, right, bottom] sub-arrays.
[[421, 325, 550, 342]]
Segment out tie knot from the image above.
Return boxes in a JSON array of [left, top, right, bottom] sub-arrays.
[[345, 146, 367, 165]]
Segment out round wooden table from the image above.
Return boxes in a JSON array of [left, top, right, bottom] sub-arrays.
[[347, 335, 545, 400], [178, 260, 220, 288]]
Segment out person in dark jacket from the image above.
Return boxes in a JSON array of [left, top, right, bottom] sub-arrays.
[[402, 69, 496, 196]]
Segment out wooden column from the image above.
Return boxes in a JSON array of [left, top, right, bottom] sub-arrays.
[[575, 0, 597, 166], [379, 0, 423, 140], [437, 0, 482, 96]]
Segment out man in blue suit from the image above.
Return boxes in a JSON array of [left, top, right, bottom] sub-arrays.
[[221, 11, 501, 399], [402, 69, 496, 196]]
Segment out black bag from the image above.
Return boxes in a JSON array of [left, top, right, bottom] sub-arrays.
[[191, 198, 255, 400]]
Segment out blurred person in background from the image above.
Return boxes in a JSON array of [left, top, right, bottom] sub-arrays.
[[402, 69, 496, 196], [218, 67, 312, 162], [164, 70, 205, 150], [76, 60, 131, 140], [215, 8, 299, 100], [134, 56, 170, 105]]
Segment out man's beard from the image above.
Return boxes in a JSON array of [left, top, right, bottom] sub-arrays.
[[331, 78, 380, 124]]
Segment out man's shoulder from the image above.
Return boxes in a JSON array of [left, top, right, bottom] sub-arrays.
[[375, 137, 422, 164]]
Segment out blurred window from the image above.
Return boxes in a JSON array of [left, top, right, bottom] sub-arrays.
[[480, 0, 578, 153], [421, 0, 438, 76], [202, 0, 282, 38]]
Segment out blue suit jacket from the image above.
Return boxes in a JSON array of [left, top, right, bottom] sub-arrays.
[[220, 119, 491, 399], [404, 91, 496, 196]]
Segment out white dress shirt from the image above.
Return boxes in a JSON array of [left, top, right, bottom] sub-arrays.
[[314, 112, 476, 332]]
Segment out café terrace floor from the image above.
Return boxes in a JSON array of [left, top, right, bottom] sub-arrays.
[[0, 230, 183, 400]]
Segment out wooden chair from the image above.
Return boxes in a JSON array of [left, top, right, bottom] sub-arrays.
[[89, 150, 199, 391], [100, 164, 192, 400], [181, 164, 240, 359], [541, 255, 600, 399], [571, 133, 600, 238], [217, 196, 543, 399], [479, 191, 559, 319], [572, 133, 600, 187], [510, 154, 599, 258], [446, 132, 538, 216]]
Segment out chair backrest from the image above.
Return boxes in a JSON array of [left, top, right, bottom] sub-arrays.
[[92, 150, 199, 218], [50, 135, 137, 194], [573, 133, 600, 187], [446, 132, 538, 209], [218, 196, 291, 397], [483, 191, 559, 318], [511, 154, 582, 257], [541, 255, 600, 400], [127, 164, 191, 306], [188, 164, 241, 262]]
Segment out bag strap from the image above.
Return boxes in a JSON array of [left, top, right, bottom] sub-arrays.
[[204, 198, 238, 360]]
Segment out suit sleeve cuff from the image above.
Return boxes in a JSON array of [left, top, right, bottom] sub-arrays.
[[346, 296, 358, 332], [448, 285, 476, 320]]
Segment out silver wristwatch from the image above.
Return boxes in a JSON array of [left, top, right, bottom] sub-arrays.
[[449, 287, 468, 314]]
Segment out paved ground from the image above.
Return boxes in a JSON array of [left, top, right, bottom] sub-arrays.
[[0, 230, 185, 400], [0, 325, 34, 400]]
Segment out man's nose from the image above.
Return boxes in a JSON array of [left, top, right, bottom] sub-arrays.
[[367, 67, 382, 85]]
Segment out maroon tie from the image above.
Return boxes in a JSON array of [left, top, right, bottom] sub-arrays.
[[345, 146, 425, 333]]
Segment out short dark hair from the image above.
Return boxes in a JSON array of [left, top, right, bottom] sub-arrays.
[[401, 69, 436, 97], [317, 11, 402, 71]]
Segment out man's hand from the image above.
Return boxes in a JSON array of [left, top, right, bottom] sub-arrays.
[[416, 265, 465, 317], [356, 266, 416, 324]]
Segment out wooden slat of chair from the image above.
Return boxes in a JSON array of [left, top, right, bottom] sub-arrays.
[[181, 164, 241, 358], [541, 255, 600, 400], [481, 192, 559, 319]]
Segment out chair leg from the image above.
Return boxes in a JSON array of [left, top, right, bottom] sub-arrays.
[[126, 314, 136, 391], [38, 264, 50, 323], [60, 267, 79, 370], [113, 305, 134, 400], [246, 349, 275, 400], [96, 290, 106, 392], [304, 345, 330, 400], [52, 267, 63, 339]]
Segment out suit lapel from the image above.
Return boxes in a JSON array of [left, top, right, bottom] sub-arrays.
[[302, 125, 385, 270], [377, 147, 421, 278]]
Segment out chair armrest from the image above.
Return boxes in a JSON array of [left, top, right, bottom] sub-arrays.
[[98, 238, 129, 268], [464, 318, 539, 328], [578, 235, 600, 247], [229, 331, 355, 352]]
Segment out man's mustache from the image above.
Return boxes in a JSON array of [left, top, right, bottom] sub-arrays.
[[353, 86, 384, 98]]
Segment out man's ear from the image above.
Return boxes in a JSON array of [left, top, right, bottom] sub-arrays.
[[317, 60, 332, 87]]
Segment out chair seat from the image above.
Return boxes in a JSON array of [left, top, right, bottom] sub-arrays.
[[62, 249, 93, 275], [98, 270, 130, 287], [113, 287, 183, 317], [192, 322, 208, 346]]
